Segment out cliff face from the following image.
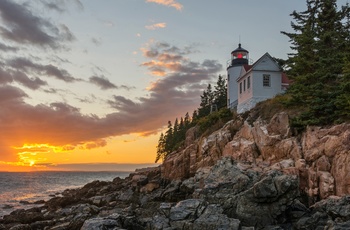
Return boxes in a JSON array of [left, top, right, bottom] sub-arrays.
[[162, 112, 350, 202]]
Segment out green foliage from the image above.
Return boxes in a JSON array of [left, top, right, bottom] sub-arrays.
[[214, 75, 227, 109], [155, 75, 229, 162], [198, 75, 228, 118], [281, 0, 350, 130], [198, 84, 213, 117], [197, 108, 233, 135]]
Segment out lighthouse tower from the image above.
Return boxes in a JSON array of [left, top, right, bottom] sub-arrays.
[[227, 43, 249, 110]]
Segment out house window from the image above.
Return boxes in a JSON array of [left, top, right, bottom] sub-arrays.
[[247, 76, 251, 89], [263, 74, 270, 87], [239, 82, 242, 94], [243, 79, 246, 91]]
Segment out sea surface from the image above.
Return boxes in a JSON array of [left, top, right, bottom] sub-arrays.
[[0, 171, 130, 218]]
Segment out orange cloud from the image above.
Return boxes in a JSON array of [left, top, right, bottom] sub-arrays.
[[145, 22, 166, 30], [80, 139, 107, 150], [141, 60, 181, 76], [146, 0, 183, 10]]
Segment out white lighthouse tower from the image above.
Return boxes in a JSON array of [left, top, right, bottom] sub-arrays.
[[227, 43, 249, 110]]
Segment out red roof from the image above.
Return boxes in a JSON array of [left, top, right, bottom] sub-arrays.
[[243, 64, 252, 72]]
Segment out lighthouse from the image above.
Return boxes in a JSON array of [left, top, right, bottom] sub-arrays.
[[226, 43, 289, 113], [227, 43, 249, 110]]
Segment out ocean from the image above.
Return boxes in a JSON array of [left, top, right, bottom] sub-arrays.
[[0, 171, 130, 217]]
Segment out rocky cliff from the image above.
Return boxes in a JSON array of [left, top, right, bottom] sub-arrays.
[[1, 112, 349, 230], [162, 112, 350, 202]]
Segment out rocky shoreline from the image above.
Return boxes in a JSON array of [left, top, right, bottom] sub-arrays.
[[1, 112, 349, 229], [1, 160, 350, 230]]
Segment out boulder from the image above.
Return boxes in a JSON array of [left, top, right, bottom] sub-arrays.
[[80, 214, 123, 230], [140, 182, 160, 193], [318, 171, 334, 199], [332, 152, 350, 196], [193, 204, 240, 230], [294, 196, 350, 229], [169, 199, 204, 221], [131, 174, 148, 187], [266, 112, 291, 138]]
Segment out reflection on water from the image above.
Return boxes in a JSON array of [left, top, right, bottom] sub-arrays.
[[0, 171, 130, 217]]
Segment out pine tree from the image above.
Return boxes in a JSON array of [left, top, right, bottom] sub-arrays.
[[178, 117, 185, 145], [155, 133, 166, 163], [192, 110, 198, 123], [198, 84, 214, 117], [184, 112, 191, 129], [282, 0, 350, 126], [307, 0, 346, 124], [214, 75, 227, 109], [164, 121, 174, 154], [336, 3, 350, 121], [281, 0, 319, 106], [173, 118, 179, 137]]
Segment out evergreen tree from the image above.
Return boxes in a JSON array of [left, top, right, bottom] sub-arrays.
[[308, 0, 347, 124], [281, 0, 319, 107], [173, 118, 179, 136], [184, 112, 191, 129], [282, 0, 350, 126], [198, 84, 214, 117], [155, 133, 166, 163], [207, 83, 214, 105], [164, 121, 174, 154], [192, 110, 199, 123], [214, 75, 227, 109], [178, 117, 185, 145], [335, 3, 350, 121]]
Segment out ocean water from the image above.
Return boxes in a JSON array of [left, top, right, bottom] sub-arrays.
[[0, 171, 130, 217]]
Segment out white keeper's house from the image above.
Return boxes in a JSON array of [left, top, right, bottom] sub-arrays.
[[227, 44, 290, 113]]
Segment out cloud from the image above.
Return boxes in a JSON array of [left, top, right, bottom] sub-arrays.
[[59, 24, 76, 42], [89, 75, 134, 91], [43, 2, 65, 13], [89, 75, 118, 90], [106, 42, 222, 133], [0, 85, 27, 103], [145, 22, 167, 30], [0, 0, 75, 48], [7, 57, 78, 82], [43, 0, 84, 12], [91, 37, 102, 46], [146, 0, 183, 11], [0, 42, 221, 163], [81, 139, 107, 150], [0, 42, 18, 52], [140, 41, 201, 76], [0, 67, 14, 85], [0, 66, 47, 90], [12, 72, 47, 90]]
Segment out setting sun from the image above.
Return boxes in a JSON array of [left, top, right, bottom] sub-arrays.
[[0, 134, 159, 172]]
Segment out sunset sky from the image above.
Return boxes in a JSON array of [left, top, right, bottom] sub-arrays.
[[0, 0, 344, 172]]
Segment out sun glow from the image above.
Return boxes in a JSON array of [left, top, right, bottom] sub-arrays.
[[1, 134, 158, 172], [13, 143, 64, 153], [11, 143, 63, 169]]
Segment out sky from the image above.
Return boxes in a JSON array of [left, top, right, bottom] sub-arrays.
[[0, 0, 346, 172]]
